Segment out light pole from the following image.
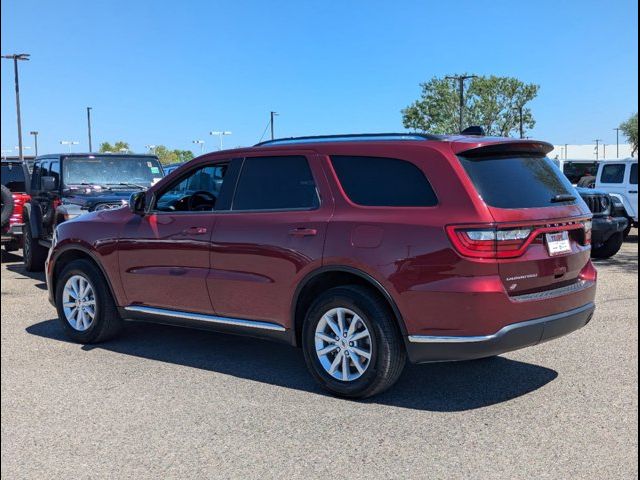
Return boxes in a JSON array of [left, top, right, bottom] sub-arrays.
[[565, 144, 569, 160], [593, 139, 602, 160], [192, 140, 205, 154], [86, 107, 93, 152], [602, 143, 607, 159], [270, 111, 279, 140], [29, 131, 39, 156], [209, 131, 232, 150], [445, 75, 477, 133], [1, 53, 30, 162], [614, 128, 621, 158], [60, 140, 79, 152]]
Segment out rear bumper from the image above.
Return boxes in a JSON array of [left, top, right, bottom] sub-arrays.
[[1, 223, 23, 243], [591, 215, 628, 246], [406, 303, 595, 363]]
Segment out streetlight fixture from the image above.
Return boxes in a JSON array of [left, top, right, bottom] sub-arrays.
[[29, 131, 39, 156], [445, 75, 477, 133], [1, 149, 13, 160], [209, 131, 232, 151], [145, 144, 157, 153], [1, 53, 30, 161], [192, 140, 205, 154], [60, 140, 79, 152]]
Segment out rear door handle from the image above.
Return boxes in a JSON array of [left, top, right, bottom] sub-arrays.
[[182, 226, 208, 235], [288, 227, 318, 237], [629, 190, 638, 194]]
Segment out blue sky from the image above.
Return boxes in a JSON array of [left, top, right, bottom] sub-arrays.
[[1, 0, 638, 155]]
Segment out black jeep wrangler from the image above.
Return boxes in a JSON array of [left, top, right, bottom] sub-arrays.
[[23, 153, 164, 271], [576, 187, 628, 259]]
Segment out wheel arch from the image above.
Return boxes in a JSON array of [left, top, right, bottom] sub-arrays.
[[51, 245, 120, 307], [291, 266, 407, 347]]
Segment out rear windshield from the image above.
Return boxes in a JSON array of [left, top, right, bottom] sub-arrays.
[[1, 163, 26, 191], [562, 161, 599, 184], [458, 155, 576, 209]]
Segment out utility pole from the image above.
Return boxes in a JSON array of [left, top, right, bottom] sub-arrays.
[[603, 143, 607, 159], [87, 107, 93, 152], [1, 53, 30, 162], [614, 127, 621, 158], [593, 139, 602, 160], [446, 75, 477, 133], [518, 105, 524, 139], [270, 111, 279, 140], [29, 131, 39, 156]]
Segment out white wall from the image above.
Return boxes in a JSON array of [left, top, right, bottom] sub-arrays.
[[550, 144, 636, 160]]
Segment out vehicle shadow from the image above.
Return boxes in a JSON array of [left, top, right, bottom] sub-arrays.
[[4, 262, 47, 290], [592, 248, 638, 274], [26, 319, 558, 412]]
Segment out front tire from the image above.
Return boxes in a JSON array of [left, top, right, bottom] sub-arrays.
[[55, 259, 123, 343], [302, 285, 406, 399], [592, 231, 624, 259], [23, 218, 47, 272]]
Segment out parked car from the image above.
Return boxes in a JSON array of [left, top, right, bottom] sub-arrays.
[[163, 162, 186, 175], [23, 153, 164, 271], [594, 158, 638, 237], [46, 133, 597, 398], [556, 159, 601, 186], [1, 159, 31, 252], [576, 187, 627, 258]]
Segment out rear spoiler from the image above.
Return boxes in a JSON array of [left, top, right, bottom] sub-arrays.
[[455, 140, 554, 158]]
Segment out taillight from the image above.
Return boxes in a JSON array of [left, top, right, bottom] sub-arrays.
[[447, 221, 588, 259], [448, 226, 533, 259]]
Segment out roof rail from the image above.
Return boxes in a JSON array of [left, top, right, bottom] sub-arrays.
[[254, 132, 443, 147]]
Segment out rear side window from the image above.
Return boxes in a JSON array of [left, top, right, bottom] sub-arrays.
[[233, 156, 319, 211], [630, 163, 638, 185], [600, 164, 626, 184], [458, 156, 575, 209], [330, 156, 438, 207], [1, 163, 26, 191]]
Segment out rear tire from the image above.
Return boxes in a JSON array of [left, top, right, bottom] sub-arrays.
[[23, 217, 47, 272], [302, 285, 406, 399], [55, 259, 123, 343], [592, 231, 624, 259]]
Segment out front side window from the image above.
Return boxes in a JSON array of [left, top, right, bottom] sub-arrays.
[[232, 156, 319, 211], [600, 164, 626, 184], [330, 155, 438, 207], [155, 164, 228, 212]]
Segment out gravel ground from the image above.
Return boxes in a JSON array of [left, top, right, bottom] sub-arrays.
[[1, 233, 638, 479]]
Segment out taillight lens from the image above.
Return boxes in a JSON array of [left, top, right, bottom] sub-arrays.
[[448, 226, 533, 259]]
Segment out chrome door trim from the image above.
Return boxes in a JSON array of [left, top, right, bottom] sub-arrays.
[[123, 305, 286, 332]]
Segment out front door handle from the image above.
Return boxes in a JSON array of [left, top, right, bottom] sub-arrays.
[[288, 227, 318, 237], [629, 190, 638, 194], [182, 226, 208, 235]]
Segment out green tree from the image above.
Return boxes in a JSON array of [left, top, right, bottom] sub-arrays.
[[174, 150, 194, 163], [99, 141, 130, 153], [620, 113, 638, 156], [402, 74, 540, 137]]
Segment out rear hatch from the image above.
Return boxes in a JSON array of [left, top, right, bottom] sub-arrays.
[[453, 144, 592, 296]]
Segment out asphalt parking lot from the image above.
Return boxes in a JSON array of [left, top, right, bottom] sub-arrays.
[[1, 234, 638, 480]]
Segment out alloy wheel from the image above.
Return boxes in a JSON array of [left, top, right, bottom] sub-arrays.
[[314, 307, 372, 382], [62, 274, 97, 331]]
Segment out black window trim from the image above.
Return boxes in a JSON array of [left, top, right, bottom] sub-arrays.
[[226, 155, 322, 213], [329, 154, 439, 209]]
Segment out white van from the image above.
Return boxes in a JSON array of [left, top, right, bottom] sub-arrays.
[[595, 158, 638, 233]]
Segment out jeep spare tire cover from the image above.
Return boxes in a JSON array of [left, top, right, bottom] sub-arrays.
[[1, 185, 14, 226]]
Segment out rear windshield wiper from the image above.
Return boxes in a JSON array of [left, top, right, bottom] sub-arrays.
[[550, 194, 577, 203]]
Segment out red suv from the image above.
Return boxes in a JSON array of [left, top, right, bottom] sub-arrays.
[[46, 133, 597, 398]]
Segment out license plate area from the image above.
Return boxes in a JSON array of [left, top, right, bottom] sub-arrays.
[[546, 231, 572, 256]]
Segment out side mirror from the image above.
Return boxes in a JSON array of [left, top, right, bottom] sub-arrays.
[[41, 176, 57, 191], [129, 191, 147, 215]]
